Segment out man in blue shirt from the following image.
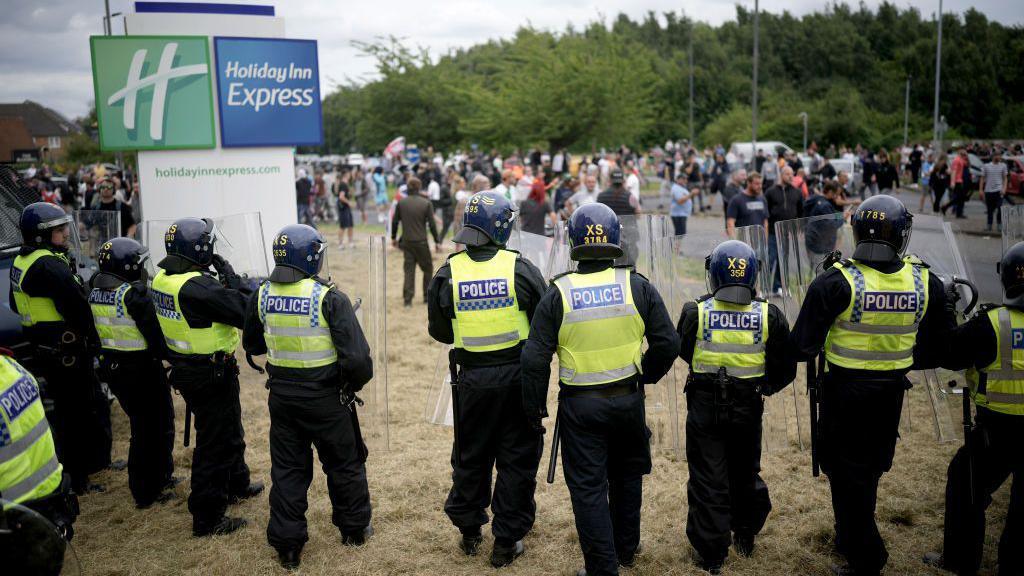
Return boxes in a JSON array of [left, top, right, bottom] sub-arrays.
[[671, 172, 697, 236]]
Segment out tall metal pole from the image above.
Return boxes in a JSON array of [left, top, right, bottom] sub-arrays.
[[932, 0, 943, 150], [104, 0, 112, 35], [799, 112, 808, 151], [688, 24, 694, 145], [903, 76, 911, 147], [752, 0, 759, 170]]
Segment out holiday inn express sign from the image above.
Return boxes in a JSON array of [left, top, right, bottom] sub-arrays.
[[90, 35, 322, 151]]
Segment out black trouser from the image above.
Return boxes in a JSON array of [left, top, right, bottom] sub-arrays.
[[932, 187, 946, 212], [400, 240, 433, 304], [984, 192, 1004, 227], [170, 357, 251, 529], [559, 388, 650, 576], [820, 373, 906, 576], [951, 183, 969, 217], [38, 354, 111, 490], [445, 363, 543, 543], [440, 209, 455, 242], [940, 407, 1022, 576], [102, 355, 175, 507], [685, 380, 771, 565], [267, 389, 372, 551]]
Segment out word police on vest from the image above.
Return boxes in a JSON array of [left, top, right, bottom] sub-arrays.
[[265, 296, 313, 316], [571, 284, 625, 310], [151, 290, 179, 318], [223, 60, 316, 112], [1013, 328, 1024, 350], [708, 311, 761, 331], [89, 289, 118, 305], [862, 291, 919, 313], [459, 279, 509, 301], [0, 377, 40, 421]]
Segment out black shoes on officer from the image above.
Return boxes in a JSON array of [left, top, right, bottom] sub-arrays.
[[228, 481, 265, 504], [342, 524, 374, 546], [277, 547, 302, 570], [490, 539, 524, 568], [576, 543, 645, 574], [695, 555, 724, 575], [733, 532, 756, 557], [193, 516, 247, 537], [459, 527, 483, 556]]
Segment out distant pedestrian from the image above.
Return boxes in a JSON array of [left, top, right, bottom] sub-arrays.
[[979, 150, 1008, 231], [296, 169, 315, 227], [670, 171, 697, 236], [726, 172, 768, 239], [930, 156, 951, 213], [391, 177, 440, 306], [336, 170, 355, 247]]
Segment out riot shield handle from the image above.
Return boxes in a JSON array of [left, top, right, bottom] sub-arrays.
[[951, 276, 978, 317], [245, 353, 265, 375]]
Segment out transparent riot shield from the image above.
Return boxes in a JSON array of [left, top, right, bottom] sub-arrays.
[[72, 209, 120, 281], [508, 229, 554, 277], [0, 499, 81, 576], [774, 213, 855, 451], [1003, 204, 1024, 251], [613, 214, 673, 279], [546, 222, 575, 280], [425, 343, 454, 426], [143, 212, 269, 279], [324, 235, 390, 451]]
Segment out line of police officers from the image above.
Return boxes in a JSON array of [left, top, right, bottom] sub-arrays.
[[2, 192, 1020, 576]]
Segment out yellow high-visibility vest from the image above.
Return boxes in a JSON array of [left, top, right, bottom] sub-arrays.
[[450, 250, 530, 352]]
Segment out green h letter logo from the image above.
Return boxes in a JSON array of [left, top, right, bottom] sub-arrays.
[[90, 36, 216, 151]]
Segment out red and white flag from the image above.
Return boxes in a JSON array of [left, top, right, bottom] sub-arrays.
[[384, 136, 405, 158]]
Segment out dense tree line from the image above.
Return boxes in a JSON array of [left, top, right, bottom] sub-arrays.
[[318, 2, 1024, 154]]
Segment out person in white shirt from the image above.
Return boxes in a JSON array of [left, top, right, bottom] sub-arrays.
[[565, 174, 600, 215], [625, 162, 641, 203]]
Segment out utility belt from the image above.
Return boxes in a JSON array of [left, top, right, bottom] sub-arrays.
[[686, 369, 763, 425], [169, 350, 237, 367], [559, 380, 638, 399]]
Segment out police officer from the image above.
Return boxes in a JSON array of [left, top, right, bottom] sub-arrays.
[[242, 224, 374, 570], [923, 241, 1024, 576], [788, 195, 953, 576], [10, 202, 110, 493], [677, 240, 795, 574], [151, 217, 262, 537], [89, 237, 176, 508], [521, 203, 679, 576], [426, 191, 546, 567], [0, 352, 78, 541]]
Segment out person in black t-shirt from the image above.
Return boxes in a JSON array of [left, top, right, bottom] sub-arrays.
[[91, 178, 136, 237]]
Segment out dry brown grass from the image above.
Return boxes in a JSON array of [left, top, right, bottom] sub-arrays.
[[73, 232, 1011, 576]]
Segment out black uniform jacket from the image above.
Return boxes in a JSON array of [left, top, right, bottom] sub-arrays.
[[521, 261, 680, 421], [427, 245, 547, 367], [10, 246, 100, 349], [158, 258, 247, 362], [243, 276, 373, 398], [91, 271, 169, 362], [940, 303, 1007, 372], [677, 296, 796, 394], [788, 257, 954, 380]]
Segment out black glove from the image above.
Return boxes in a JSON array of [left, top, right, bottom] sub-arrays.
[[528, 416, 545, 435], [759, 383, 775, 397], [944, 282, 960, 316], [210, 254, 241, 290]]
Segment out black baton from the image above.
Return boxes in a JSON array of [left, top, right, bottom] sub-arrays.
[[546, 412, 561, 484], [183, 402, 192, 447], [448, 349, 463, 468]]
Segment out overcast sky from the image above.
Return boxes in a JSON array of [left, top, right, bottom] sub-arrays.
[[0, 0, 1018, 120]]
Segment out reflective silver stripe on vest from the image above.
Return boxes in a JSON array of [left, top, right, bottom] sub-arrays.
[[264, 325, 332, 337], [696, 341, 766, 354], [984, 391, 1024, 404], [0, 418, 49, 461], [267, 348, 337, 361], [829, 343, 913, 361], [95, 316, 137, 326], [101, 338, 146, 349], [564, 304, 639, 324], [165, 338, 192, 351], [559, 364, 637, 384], [692, 363, 765, 377], [461, 331, 521, 347], [835, 319, 919, 335], [4, 455, 59, 502]]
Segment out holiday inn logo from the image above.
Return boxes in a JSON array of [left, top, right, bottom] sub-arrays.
[[91, 36, 216, 151]]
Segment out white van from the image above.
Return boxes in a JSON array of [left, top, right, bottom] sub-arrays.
[[728, 141, 794, 166]]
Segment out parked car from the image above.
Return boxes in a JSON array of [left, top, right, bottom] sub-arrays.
[[728, 141, 794, 167]]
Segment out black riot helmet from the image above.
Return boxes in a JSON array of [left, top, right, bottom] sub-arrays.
[[706, 240, 759, 305], [97, 237, 150, 283], [850, 194, 912, 262], [19, 202, 73, 251], [999, 241, 1024, 308], [160, 217, 215, 268]]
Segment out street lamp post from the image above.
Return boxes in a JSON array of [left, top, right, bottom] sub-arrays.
[[751, 0, 759, 170], [932, 0, 943, 151], [798, 112, 808, 152], [904, 75, 912, 148]]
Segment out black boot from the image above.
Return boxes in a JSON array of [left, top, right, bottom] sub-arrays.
[[733, 533, 755, 557], [620, 542, 643, 567], [342, 525, 374, 546], [277, 547, 302, 570], [490, 539, 524, 568], [228, 481, 265, 504], [695, 555, 723, 575], [459, 527, 483, 556], [193, 516, 247, 537]]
